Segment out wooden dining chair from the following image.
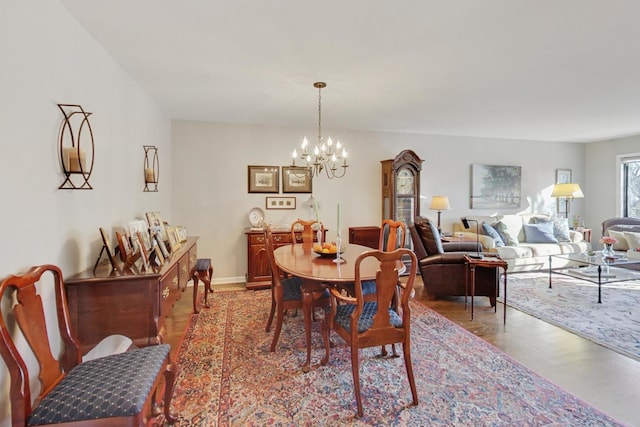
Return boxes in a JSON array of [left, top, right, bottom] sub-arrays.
[[320, 248, 418, 417], [264, 226, 330, 352], [290, 218, 324, 245], [0, 264, 177, 426]]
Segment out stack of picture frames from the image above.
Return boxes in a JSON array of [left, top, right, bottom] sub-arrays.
[[247, 165, 312, 210], [96, 211, 183, 274]]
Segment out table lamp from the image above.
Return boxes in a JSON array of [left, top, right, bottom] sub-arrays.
[[461, 217, 483, 259], [429, 196, 451, 234], [551, 183, 584, 221]]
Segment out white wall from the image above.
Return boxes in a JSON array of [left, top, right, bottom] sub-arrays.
[[172, 120, 586, 283], [0, 2, 172, 425]]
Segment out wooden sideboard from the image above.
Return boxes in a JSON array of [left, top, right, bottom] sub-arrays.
[[244, 228, 327, 290], [348, 226, 381, 249], [65, 236, 198, 355]]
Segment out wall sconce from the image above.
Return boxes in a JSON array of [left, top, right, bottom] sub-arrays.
[[143, 145, 159, 192], [58, 104, 94, 190]]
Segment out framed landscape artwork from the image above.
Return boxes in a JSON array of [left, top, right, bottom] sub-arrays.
[[470, 164, 522, 209], [248, 165, 279, 193], [282, 166, 312, 193]]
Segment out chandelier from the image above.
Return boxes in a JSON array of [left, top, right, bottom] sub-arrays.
[[291, 82, 349, 179]]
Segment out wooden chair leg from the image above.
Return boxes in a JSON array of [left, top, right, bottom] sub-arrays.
[[163, 358, 178, 423], [351, 345, 363, 418], [403, 341, 419, 407], [266, 291, 276, 332], [270, 308, 285, 352]]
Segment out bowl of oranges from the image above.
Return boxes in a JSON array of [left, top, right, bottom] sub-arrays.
[[313, 242, 344, 258]]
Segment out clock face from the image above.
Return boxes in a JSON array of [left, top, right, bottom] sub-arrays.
[[248, 207, 265, 227], [396, 169, 414, 195]]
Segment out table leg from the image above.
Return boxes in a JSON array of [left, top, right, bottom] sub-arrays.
[[548, 255, 553, 289], [192, 273, 200, 314], [301, 286, 314, 373], [470, 265, 476, 320], [503, 268, 507, 324], [464, 261, 469, 309], [597, 265, 602, 304]]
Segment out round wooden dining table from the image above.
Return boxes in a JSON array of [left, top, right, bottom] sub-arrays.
[[273, 243, 391, 372]]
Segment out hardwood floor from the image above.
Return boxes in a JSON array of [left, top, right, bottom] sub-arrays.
[[163, 278, 640, 426]]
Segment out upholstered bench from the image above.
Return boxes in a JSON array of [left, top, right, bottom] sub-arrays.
[[191, 258, 213, 313], [0, 264, 177, 426]]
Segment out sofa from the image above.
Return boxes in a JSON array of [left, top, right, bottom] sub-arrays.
[[452, 214, 591, 272], [601, 217, 640, 252], [410, 216, 498, 304]]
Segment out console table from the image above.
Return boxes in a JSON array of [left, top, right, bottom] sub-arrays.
[[244, 228, 327, 290], [65, 236, 198, 355]]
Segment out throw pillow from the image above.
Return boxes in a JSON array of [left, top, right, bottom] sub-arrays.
[[608, 230, 629, 250], [523, 223, 559, 243], [623, 231, 640, 251], [552, 217, 571, 242], [414, 216, 444, 255], [494, 221, 519, 246], [482, 222, 505, 247]]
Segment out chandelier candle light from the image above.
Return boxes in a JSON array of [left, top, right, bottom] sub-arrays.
[[291, 82, 349, 179]]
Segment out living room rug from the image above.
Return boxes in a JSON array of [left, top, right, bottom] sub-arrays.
[[154, 289, 624, 426], [504, 272, 640, 361]]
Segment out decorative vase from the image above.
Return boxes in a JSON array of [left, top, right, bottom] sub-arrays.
[[602, 243, 615, 260]]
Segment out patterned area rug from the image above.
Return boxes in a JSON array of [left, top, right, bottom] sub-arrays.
[[154, 289, 624, 426], [504, 272, 640, 361]]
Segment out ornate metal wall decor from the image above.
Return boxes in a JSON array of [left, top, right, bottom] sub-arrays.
[[143, 145, 159, 192], [58, 104, 94, 190]]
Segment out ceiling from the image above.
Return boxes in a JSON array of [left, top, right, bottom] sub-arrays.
[[59, 0, 640, 143]]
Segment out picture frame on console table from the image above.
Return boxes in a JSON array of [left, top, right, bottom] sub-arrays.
[[99, 228, 119, 270], [248, 165, 279, 193]]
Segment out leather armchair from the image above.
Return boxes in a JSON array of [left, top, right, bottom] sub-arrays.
[[410, 216, 497, 305]]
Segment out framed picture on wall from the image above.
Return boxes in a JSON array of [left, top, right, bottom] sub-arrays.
[[470, 164, 522, 209], [282, 166, 312, 193], [556, 169, 572, 214], [266, 196, 297, 210], [248, 165, 279, 193], [556, 169, 571, 184]]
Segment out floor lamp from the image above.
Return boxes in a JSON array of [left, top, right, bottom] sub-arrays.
[[429, 196, 451, 234], [551, 183, 584, 222]]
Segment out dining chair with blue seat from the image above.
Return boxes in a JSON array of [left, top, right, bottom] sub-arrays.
[[320, 248, 419, 417], [263, 226, 330, 352]]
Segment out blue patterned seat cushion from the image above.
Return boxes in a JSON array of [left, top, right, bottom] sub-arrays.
[[194, 258, 211, 271], [332, 302, 403, 333], [342, 279, 377, 296], [281, 276, 329, 301], [281, 276, 303, 300], [28, 344, 170, 426]]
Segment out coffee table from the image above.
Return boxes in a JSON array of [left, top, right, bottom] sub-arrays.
[[548, 252, 640, 303]]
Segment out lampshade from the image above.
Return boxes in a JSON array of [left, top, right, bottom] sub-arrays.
[[551, 183, 584, 199], [429, 195, 451, 211]]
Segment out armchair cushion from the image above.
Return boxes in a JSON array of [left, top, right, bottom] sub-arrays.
[[414, 216, 444, 255]]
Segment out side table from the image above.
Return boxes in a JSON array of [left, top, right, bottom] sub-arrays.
[[464, 254, 508, 324], [574, 227, 592, 243]]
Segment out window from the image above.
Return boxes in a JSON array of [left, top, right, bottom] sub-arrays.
[[621, 155, 640, 218]]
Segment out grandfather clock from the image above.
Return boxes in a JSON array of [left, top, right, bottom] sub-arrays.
[[381, 149, 423, 245]]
